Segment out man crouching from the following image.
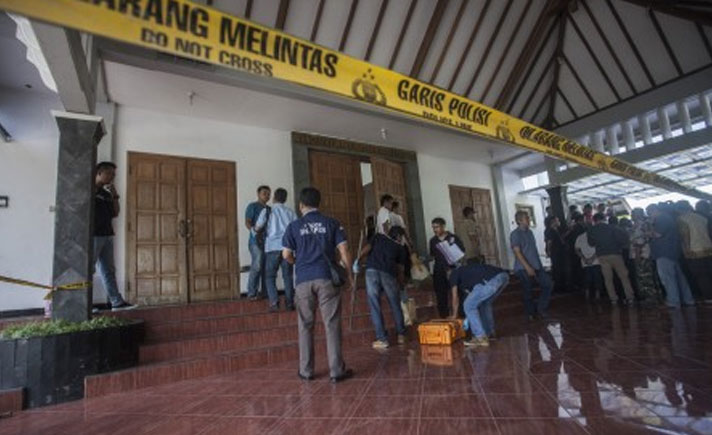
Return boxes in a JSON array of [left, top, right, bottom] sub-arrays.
[[449, 263, 509, 348]]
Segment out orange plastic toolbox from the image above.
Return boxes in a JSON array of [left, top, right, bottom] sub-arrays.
[[417, 319, 465, 345], [420, 344, 454, 366]]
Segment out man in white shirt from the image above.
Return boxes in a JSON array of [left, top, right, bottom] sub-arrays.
[[390, 201, 406, 229], [255, 188, 298, 311], [575, 228, 604, 302], [377, 194, 394, 235]]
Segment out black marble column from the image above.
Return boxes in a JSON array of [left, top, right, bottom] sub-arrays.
[[546, 185, 569, 228], [51, 112, 105, 322]]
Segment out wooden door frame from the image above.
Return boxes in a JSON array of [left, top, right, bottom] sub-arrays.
[[125, 151, 240, 305], [448, 184, 501, 266], [291, 131, 428, 257]]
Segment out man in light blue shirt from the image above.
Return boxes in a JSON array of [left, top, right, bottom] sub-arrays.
[[256, 188, 298, 311], [510, 210, 552, 320]]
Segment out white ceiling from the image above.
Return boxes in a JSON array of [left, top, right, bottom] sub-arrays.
[[102, 60, 523, 163], [0, 12, 54, 94]]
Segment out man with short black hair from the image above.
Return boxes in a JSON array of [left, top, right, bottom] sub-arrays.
[[377, 194, 394, 235], [283, 187, 354, 383], [256, 188, 297, 311], [429, 217, 465, 318], [510, 210, 551, 319], [449, 262, 509, 347], [245, 185, 271, 300], [587, 212, 634, 305], [356, 226, 408, 349], [94, 162, 134, 311]]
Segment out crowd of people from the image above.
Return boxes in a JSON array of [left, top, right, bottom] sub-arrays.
[[543, 200, 712, 309]]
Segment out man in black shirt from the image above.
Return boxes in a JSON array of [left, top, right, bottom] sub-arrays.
[[356, 226, 408, 349], [94, 162, 134, 311], [429, 217, 466, 318], [449, 263, 509, 348]]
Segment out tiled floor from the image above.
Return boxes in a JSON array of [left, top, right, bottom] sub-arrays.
[[2, 298, 712, 434]]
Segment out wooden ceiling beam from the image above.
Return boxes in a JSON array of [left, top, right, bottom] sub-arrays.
[[365, 0, 390, 61], [495, 1, 558, 110], [621, 0, 712, 27], [339, 0, 360, 52], [429, 0, 468, 83], [558, 88, 577, 119], [447, 0, 491, 91], [648, 9, 684, 75], [605, 0, 656, 87], [562, 54, 599, 110], [480, 0, 533, 103], [544, 13, 567, 129], [245, 0, 253, 19], [389, 0, 418, 70], [698, 23, 712, 59], [464, 0, 514, 98], [580, 0, 637, 94], [310, 0, 326, 41], [275, 0, 291, 30], [410, 0, 448, 78], [505, 20, 557, 114], [518, 55, 555, 119], [567, 13, 621, 101]]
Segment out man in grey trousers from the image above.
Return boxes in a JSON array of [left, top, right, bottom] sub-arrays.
[[282, 187, 354, 383]]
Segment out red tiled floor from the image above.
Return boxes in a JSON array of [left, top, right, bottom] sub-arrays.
[[5, 295, 712, 434]]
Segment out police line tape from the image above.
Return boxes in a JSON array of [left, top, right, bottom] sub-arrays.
[[0, 0, 709, 201], [0, 275, 90, 300]]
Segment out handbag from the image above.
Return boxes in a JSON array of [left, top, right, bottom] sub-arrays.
[[310, 220, 348, 287]]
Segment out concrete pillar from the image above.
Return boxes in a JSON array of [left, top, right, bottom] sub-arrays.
[[51, 111, 105, 322], [677, 100, 692, 134], [701, 93, 712, 127], [592, 130, 605, 153], [639, 113, 653, 146], [658, 106, 672, 140], [545, 185, 569, 229], [623, 119, 636, 150], [606, 125, 620, 155]]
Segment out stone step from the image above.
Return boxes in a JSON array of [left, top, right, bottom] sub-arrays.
[[85, 308, 438, 399], [139, 306, 434, 364]]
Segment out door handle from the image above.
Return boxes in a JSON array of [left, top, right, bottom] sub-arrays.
[[186, 219, 193, 239], [178, 219, 187, 239]]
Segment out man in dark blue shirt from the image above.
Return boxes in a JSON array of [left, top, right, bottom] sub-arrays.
[[245, 185, 271, 300], [510, 210, 551, 320], [449, 263, 509, 348], [282, 187, 354, 383], [356, 226, 408, 349]]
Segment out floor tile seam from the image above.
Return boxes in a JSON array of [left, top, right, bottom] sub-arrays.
[[327, 353, 391, 435], [415, 357, 426, 435]]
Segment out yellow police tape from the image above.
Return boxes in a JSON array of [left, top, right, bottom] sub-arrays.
[[0, 0, 709, 200], [0, 275, 90, 300]]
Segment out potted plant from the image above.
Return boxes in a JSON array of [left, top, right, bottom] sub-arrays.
[[0, 316, 144, 408]]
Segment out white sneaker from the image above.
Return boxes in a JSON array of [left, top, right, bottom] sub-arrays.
[[112, 302, 137, 311], [372, 340, 389, 349]]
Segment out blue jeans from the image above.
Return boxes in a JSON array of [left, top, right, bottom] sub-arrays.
[[94, 236, 124, 307], [515, 268, 552, 317], [464, 272, 509, 338], [265, 251, 294, 307], [656, 257, 694, 307], [365, 269, 406, 341], [247, 241, 265, 297]]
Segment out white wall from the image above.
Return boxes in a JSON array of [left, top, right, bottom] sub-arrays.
[[417, 153, 505, 264], [112, 105, 294, 296], [0, 87, 62, 310]]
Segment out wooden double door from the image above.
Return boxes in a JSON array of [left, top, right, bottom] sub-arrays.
[[449, 185, 500, 266], [309, 151, 408, 255], [126, 152, 238, 306]]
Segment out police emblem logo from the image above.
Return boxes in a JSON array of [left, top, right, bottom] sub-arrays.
[[352, 69, 387, 106]]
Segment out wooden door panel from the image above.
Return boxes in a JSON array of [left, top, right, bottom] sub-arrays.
[[309, 151, 364, 256], [187, 159, 237, 302], [371, 157, 409, 229], [127, 153, 188, 306], [449, 185, 500, 267]]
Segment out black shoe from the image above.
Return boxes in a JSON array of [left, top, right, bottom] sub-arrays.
[[269, 305, 280, 313], [330, 368, 354, 384], [111, 302, 137, 311], [297, 371, 314, 381], [286, 304, 296, 311]]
